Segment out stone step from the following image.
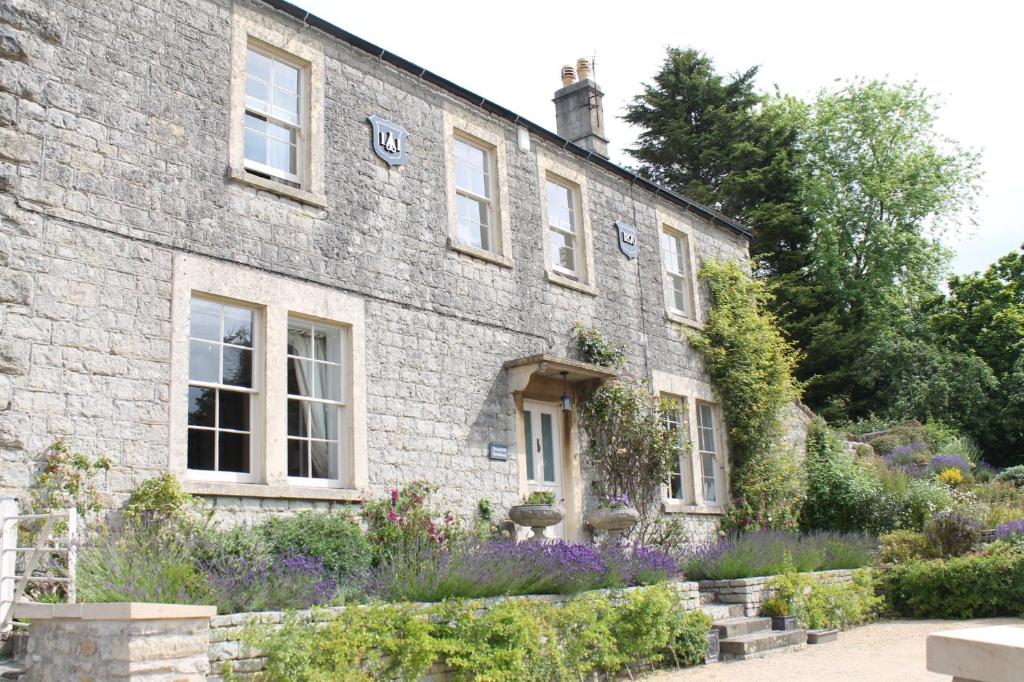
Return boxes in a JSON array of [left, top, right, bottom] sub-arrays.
[[701, 602, 745, 620], [719, 628, 808, 661], [712, 616, 772, 639], [0, 659, 25, 681]]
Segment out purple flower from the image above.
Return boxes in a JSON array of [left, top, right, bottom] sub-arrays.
[[929, 455, 971, 476], [606, 494, 631, 509], [201, 552, 337, 613], [995, 520, 1024, 539]]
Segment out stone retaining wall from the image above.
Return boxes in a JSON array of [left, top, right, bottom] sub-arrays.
[[207, 581, 701, 681], [698, 569, 855, 617], [16, 602, 216, 682]]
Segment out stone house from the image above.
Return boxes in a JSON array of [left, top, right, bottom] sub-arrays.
[[0, 0, 774, 542]]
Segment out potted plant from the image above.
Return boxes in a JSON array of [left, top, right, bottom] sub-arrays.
[[586, 494, 640, 541], [508, 491, 564, 541], [761, 596, 797, 631]]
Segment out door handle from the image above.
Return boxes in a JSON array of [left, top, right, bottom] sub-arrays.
[[536, 437, 542, 454]]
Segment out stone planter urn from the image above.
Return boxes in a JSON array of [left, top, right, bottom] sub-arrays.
[[705, 628, 720, 663], [585, 507, 640, 541], [508, 504, 565, 540]]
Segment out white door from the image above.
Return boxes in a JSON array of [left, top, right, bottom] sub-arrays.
[[523, 400, 565, 538]]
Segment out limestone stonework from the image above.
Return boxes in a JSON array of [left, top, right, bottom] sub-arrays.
[[0, 0, 777, 539]]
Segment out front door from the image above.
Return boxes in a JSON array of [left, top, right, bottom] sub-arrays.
[[523, 400, 565, 538]]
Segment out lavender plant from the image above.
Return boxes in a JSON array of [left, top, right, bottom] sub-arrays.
[[679, 531, 876, 580], [201, 552, 338, 613], [366, 539, 677, 602], [994, 519, 1024, 539]]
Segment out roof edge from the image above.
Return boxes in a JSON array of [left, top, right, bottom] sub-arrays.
[[257, 0, 752, 240]]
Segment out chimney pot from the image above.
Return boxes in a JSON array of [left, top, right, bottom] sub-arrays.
[[553, 59, 608, 158], [560, 65, 576, 87], [576, 58, 591, 81]]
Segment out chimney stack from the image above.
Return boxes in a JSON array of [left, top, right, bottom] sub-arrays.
[[553, 57, 608, 158]]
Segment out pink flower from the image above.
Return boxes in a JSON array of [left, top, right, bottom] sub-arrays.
[[390, 489, 399, 504], [387, 509, 400, 523]]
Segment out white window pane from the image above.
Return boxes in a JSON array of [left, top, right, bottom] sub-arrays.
[[310, 441, 338, 480], [467, 144, 486, 171], [221, 346, 252, 387], [675, 248, 687, 274], [470, 169, 488, 198], [453, 138, 470, 163], [454, 162, 471, 192], [268, 137, 296, 175], [314, 325, 342, 364], [272, 89, 299, 125], [309, 401, 339, 440], [288, 399, 308, 437], [287, 321, 311, 359], [288, 357, 313, 397], [313, 360, 341, 402], [549, 230, 576, 272], [222, 305, 252, 347], [671, 276, 688, 312], [245, 77, 270, 113], [246, 49, 272, 83], [189, 340, 219, 383], [190, 298, 220, 341], [702, 452, 717, 502], [272, 59, 298, 94], [550, 204, 572, 232]]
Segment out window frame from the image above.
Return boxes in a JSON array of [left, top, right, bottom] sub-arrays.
[[443, 109, 513, 267], [657, 212, 703, 328], [537, 151, 596, 295], [242, 43, 306, 186], [652, 371, 728, 513], [185, 295, 263, 484], [285, 316, 349, 488], [696, 401, 721, 505], [169, 254, 367, 500], [228, 7, 326, 207], [661, 394, 692, 504]]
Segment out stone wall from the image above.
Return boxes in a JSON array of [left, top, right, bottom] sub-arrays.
[[0, 0, 748, 532], [16, 602, 215, 681], [698, 569, 855, 617], [207, 581, 702, 681]]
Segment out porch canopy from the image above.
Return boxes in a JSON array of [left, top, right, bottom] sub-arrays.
[[503, 353, 618, 399]]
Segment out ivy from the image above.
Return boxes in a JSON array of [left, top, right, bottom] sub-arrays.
[[689, 259, 802, 528], [572, 322, 626, 368]]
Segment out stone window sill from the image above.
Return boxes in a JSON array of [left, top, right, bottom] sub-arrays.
[[182, 479, 366, 502], [227, 166, 328, 208], [546, 270, 597, 296], [661, 500, 724, 515], [665, 310, 704, 330], [447, 237, 514, 268]]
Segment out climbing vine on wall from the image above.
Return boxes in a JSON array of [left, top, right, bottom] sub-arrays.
[[689, 259, 803, 530]]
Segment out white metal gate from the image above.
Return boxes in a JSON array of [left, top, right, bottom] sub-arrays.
[[0, 498, 77, 632]]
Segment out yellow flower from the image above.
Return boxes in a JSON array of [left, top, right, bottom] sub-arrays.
[[937, 467, 964, 487]]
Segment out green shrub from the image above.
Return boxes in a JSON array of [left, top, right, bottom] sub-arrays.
[[923, 511, 981, 558], [363, 482, 459, 565], [883, 545, 1024, 618], [521, 491, 556, 505], [245, 603, 437, 682], [257, 510, 372, 579], [996, 465, 1024, 488], [124, 473, 205, 528], [760, 596, 789, 617], [571, 322, 626, 368], [770, 569, 882, 629], [245, 585, 710, 681], [79, 520, 209, 604], [879, 530, 933, 563]]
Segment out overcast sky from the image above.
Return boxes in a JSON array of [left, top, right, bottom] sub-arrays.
[[294, 0, 1023, 276]]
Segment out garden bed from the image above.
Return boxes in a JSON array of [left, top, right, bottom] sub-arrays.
[[207, 581, 703, 680]]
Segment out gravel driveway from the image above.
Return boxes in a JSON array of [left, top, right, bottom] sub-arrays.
[[645, 618, 1024, 681]]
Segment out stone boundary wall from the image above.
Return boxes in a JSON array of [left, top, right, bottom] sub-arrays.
[[207, 581, 702, 681], [15, 602, 216, 681], [698, 569, 855, 617]]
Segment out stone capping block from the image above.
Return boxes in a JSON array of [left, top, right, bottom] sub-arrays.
[[15, 601, 217, 621], [927, 625, 1024, 682]]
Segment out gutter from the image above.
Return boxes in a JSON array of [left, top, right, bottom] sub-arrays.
[[258, 0, 752, 241]]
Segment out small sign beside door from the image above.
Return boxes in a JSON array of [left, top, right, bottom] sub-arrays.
[[488, 443, 509, 461]]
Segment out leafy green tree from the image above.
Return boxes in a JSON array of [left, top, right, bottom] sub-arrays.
[[623, 48, 812, 280], [791, 80, 981, 420]]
